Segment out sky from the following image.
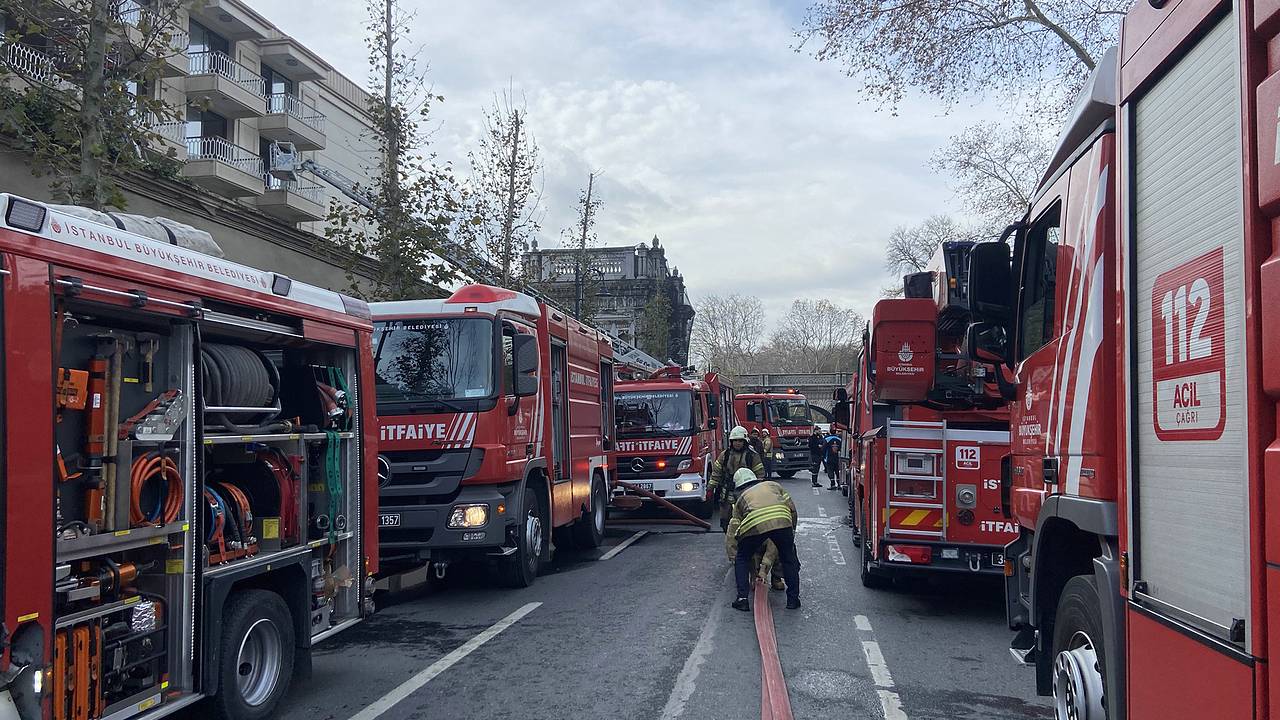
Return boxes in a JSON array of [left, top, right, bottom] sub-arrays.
[[252, 0, 997, 328]]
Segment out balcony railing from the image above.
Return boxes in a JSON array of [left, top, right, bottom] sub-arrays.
[[188, 51, 265, 98], [1, 41, 59, 87], [147, 114, 185, 145], [266, 93, 325, 133], [185, 136, 262, 176], [264, 174, 325, 204], [118, 5, 190, 52]]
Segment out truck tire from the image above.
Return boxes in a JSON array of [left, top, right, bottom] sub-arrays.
[[859, 506, 887, 589], [688, 499, 715, 519], [777, 470, 796, 479], [213, 590, 295, 720], [500, 486, 544, 588], [1051, 576, 1108, 720], [572, 476, 607, 549]]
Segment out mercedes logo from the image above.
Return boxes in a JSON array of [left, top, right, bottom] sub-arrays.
[[377, 455, 392, 488], [630, 457, 646, 473]]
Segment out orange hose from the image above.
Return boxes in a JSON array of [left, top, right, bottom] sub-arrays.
[[130, 452, 182, 526]]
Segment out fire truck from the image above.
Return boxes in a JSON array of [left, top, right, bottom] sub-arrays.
[[963, 2, 1280, 716], [837, 243, 1017, 587], [372, 285, 614, 587], [734, 392, 814, 477], [0, 195, 378, 720], [612, 368, 734, 517]]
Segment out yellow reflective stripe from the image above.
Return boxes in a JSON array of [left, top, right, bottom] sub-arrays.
[[901, 509, 931, 527], [780, 491, 792, 503], [738, 506, 793, 534]]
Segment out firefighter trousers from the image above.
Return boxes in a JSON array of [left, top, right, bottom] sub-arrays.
[[735, 528, 800, 603]]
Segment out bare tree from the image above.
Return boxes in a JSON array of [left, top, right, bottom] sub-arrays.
[[462, 88, 543, 286], [882, 215, 978, 297], [0, 0, 187, 209], [690, 293, 765, 374], [930, 120, 1053, 232], [764, 298, 864, 373]]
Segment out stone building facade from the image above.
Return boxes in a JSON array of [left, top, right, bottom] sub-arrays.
[[525, 236, 695, 365]]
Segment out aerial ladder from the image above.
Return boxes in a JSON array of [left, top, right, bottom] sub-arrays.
[[267, 142, 666, 372]]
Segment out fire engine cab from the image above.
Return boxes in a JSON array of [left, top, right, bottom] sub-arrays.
[[612, 367, 734, 517], [372, 285, 614, 588], [0, 195, 378, 720], [965, 1, 1280, 716], [734, 392, 814, 478]]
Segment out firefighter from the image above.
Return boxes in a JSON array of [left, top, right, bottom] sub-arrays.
[[725, 507, 787, 592], [708, 426, 765, 531], [807, 425, 824, 488], [728, 468, 801, 611], [823, 432, 842, 490], [760, 429, 775, 479], [749, 428, 765, 458]]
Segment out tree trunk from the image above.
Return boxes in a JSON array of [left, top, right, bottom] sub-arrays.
[[575, 172, 595, 317], [76, 0, 112, 209], [499, 110, 521, 285]]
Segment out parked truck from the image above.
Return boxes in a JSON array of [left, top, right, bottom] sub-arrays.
[[0, 195, 378, 720], [734, 391, 814, 478], [612, 367, 734, 517], [965, 3, 1280, 716], [372, 285, 614, 587], [838, 242, 1017, 587]]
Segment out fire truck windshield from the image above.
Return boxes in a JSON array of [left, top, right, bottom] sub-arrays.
[[768, 398, 811, 425], [373, 317, 494, 404], [616, 390, 695, 436]]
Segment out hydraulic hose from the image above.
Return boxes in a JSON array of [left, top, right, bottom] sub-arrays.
[[129, 452, 182, 527], [200, 343, 289, 434]]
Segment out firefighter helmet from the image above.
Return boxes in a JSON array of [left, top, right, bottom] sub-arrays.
[[729, 426, 748, 441], [733, 467, 758, 488]]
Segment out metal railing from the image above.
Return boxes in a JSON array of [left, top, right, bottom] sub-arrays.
[[264, 174, 325, 204], [1, 42, 59, 86], [148, 114, 186, 145], [185, 136, 262, 176], [118, 5, 190, 53], [188, 51, 265, 97], [266, 93, 326, 133]]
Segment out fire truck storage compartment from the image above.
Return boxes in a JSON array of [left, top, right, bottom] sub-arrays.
[[871, 298, 936, 402]]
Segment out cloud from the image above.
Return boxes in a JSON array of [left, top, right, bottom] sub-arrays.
[[251, 0, 994, 326]]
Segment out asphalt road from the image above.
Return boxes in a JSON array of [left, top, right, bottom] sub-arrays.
[[265, 479, 1053, 720]]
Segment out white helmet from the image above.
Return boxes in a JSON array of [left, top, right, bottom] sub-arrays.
[[733, 467, 758, 488], [729, 425, 748, 441]]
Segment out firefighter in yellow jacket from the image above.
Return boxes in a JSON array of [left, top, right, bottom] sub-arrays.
[[708, 426, 765, 530], [728, 468, 801, 611]]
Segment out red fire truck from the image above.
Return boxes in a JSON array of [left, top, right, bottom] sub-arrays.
[[0, 195, 378, 720], [734, 392, 814, 477], [371, 285, 614, 587], [612, 367, 734, 516], [965, 2, 1280, 716], [838, 245, 1017, 587]]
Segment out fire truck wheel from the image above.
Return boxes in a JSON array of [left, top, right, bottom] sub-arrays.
[[214, 590, 296, 720], [501, 486, 544, 588], [1051, 576, 1108, 720], [777, 471, 797, 479], [572, 476, 607, 549], [859, 506, 887, 589]]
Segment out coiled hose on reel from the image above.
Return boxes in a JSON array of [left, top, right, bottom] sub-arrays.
[[200, 343, 291, 434]]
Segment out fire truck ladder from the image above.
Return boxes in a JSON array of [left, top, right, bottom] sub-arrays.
[[884, 419, 947, 541], [266, 142, 668, 374]]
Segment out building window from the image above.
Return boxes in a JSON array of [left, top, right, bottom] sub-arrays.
[[186, 107, 228, 140], [189, 20, 229, 55], [261, 64, 295, 97]]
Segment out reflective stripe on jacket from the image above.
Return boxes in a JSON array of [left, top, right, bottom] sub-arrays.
[[732, 480, 797, 538]]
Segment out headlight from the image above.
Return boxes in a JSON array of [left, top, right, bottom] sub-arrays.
[[32, 666, 42, 696], [677, 459, 692, 471], [675, 481, 698, 492], [448, 504, 489, 529]]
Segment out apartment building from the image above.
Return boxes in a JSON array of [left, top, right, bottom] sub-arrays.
[[0, 0, 382, 290]]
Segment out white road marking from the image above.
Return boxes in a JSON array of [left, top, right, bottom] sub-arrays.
[[659, 569, 732, 720], [818, 505, 828, 517], [853, 615, 909, 720], [812, 487, 820, 495], [599, 530, 648, 560], [348, 602, 541, 720]]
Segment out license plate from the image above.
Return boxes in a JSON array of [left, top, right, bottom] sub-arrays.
[[941, 548, 959, 559], [462, 531, 486, 542], [379, 514, 401, 527], [634, 483, 654, 492]]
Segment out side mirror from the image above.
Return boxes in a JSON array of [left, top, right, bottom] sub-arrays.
[[833, 402, 850, 427], [513, 334, 539, 397], [967, 238, 1014, 325], [966, 322, 1008, 364]]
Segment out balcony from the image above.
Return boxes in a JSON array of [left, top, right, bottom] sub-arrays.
[[259, 93, 326, 150], [255, 175, 326, 223], [257, 37, 327, 81], [118, 5, 190, 76], [181, 136, 263, 197], [1, 41, 60, 89], [146, 113, 188, 160], [185, 51, 265, 118]]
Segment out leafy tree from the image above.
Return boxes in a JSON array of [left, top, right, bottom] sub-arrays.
[[638, 274, 672, 361], [325, 0, 461, 301], [461, 88, 543, 287], [0, 0, 186, 209]]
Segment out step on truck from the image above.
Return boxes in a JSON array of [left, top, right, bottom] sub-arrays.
[[372, 285, 614, 587], [837, 243, 1017, 587], [612, 367, 734, 517], [0, 195, 378, 720], [734, 391, 813, 478], [965, 3, 1280, 715]]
